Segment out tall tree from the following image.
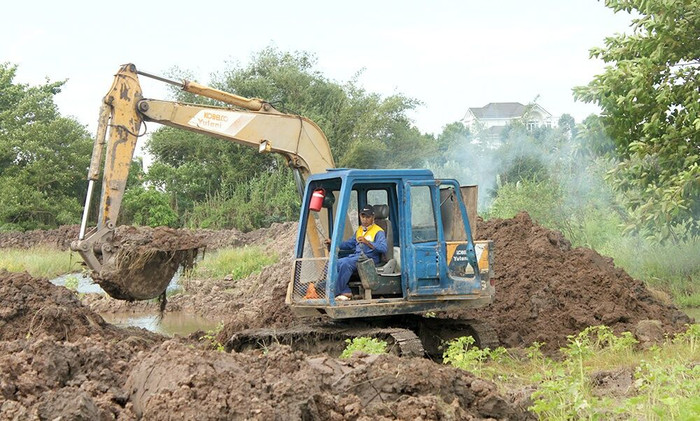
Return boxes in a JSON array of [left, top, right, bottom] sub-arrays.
[[0, 63, 92, 230], [574, 0, 700, 240]]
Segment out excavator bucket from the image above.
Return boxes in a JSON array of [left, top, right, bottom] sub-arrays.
[[75, 226, 205, 301]]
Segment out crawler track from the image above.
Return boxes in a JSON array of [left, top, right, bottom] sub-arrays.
[[226, 324, 425, 357], [225, 315, 499, 359]]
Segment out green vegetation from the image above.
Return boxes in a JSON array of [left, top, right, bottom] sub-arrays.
[[444, 324, 700, 420], [0, 63, 93, 231], [188, 246, 278, 280], [599, 235, 700, 308], [121, 186, 179, 228], [574, 0, 700, 240], [340, 337, 388, 359], [184, 170, 300, 232], [199, 321, 225, 352], [0, 247, 80, 278], [63, 274, 79, 291]]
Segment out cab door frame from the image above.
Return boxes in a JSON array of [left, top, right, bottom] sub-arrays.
[[402, 179, 447, 298]]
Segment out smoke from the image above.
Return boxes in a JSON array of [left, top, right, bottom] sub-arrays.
[[428, 119, 617, 221]]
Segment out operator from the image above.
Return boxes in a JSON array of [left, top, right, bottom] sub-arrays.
[[325, 205, 387, 301]]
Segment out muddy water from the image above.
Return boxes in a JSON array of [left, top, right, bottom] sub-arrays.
[[101, 311, 220, 336], [51, 273, 219, 336]]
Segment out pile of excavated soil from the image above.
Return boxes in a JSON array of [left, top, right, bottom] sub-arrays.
[[0, 270, 531, 420], [0, 225, 79, 250], [0, 270, 164, 419], [123, 343, 532, 420], [0, 270, 157, 343], [463, 212, 692, 351]]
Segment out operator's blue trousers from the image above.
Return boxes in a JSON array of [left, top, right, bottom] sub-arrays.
[[336, 254, 360, 295]]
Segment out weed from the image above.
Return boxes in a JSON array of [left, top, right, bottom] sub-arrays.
[[200, 322, 225, 352], [442, 336, 510, 379], [340, 337, 388, 359], [63, 275, 79, 292], [441, 324, 700, 419]]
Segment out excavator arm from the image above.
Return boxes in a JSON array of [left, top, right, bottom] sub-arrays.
[[71, 64, 334, 290]]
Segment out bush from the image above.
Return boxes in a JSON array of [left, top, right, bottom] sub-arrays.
[[185, 169, 299, 231], [121, 186, 179, 227], [486, 178, 565, 229]]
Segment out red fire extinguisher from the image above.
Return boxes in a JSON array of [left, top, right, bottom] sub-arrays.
[[309, 188, 326, 212]]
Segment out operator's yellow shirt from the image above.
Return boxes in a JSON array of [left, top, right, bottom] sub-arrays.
[[355, 224, 383, 242]]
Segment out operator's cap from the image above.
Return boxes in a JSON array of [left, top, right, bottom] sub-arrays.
[[360, 205, 374, 216]]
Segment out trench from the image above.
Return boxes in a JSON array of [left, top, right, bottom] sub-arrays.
[[50, 273, 220, 336]]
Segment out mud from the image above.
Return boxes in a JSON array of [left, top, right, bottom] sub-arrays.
[[0, 270, 531, 420], [0, 214, 694, 419]]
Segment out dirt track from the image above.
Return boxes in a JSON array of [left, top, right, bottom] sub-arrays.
[[0, 214, 693, 419]]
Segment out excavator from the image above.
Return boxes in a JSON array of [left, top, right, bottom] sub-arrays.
[[71, 64, 497, 357]]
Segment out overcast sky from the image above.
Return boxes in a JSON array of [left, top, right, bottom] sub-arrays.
[[3, 0, 633, 136]]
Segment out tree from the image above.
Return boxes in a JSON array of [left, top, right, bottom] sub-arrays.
[[146, 46, 430, 229], [573, 0, 700, 240], [0, 63, 93, 230], [558, 113, 577, 139]]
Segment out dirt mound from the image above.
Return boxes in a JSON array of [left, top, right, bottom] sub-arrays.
[[0, 269, 163, 343], [0, 225, 79, 250], [0, 270, 110, 342], [94, 226, 206, 301], [466, 212, 691, 351], [0, 270, 163, 419], [125, 342, 532, 420], [0, 336, 158, 420]]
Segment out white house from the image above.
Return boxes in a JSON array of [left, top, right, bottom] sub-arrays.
[[462, 102, 555, 142]]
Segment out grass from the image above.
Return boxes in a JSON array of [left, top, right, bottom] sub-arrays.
[[0, 247, 82, 278], [188, 245, 278, 280], [444, 324, 700, 420], [599, 235, 700, 309]]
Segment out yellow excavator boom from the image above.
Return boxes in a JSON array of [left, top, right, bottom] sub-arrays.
[[72, 63, 334, 278]]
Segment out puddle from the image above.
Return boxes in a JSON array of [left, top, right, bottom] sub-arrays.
[[50, 272, 219, 336], [50, 272, 182, 295], [101, 311, 221, 337]]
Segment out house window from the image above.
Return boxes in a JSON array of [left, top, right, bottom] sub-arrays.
[[527, 120, 537, 131]]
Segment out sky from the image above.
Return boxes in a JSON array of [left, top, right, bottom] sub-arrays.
[[3, 0, 634, 137]]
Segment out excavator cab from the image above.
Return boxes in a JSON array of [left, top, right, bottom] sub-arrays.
[[287, 168, 495, 319]]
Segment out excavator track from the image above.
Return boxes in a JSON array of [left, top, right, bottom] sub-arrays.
[[414, 317, 500, 355], [226, 324, 425, 357], [225, 315, 499, 359]]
